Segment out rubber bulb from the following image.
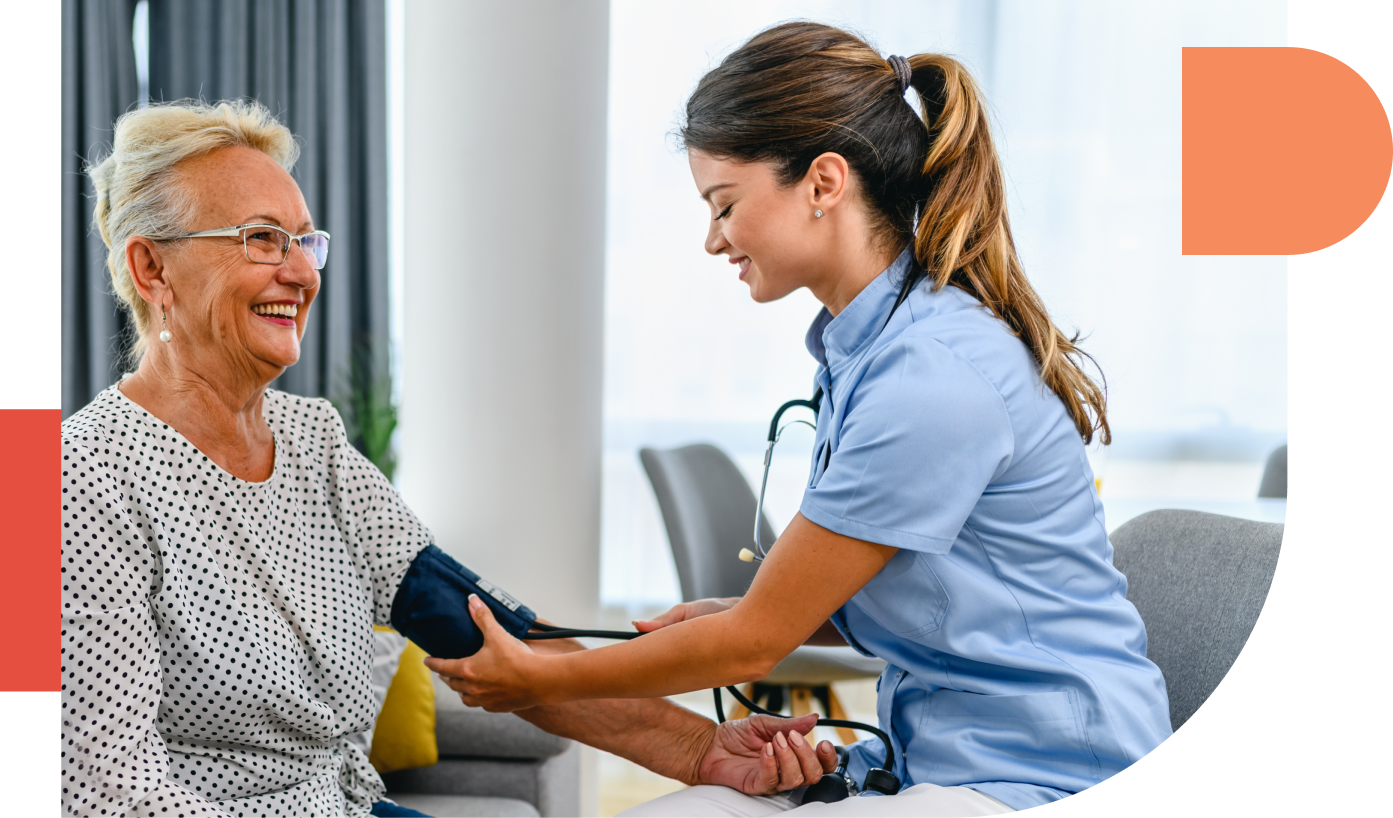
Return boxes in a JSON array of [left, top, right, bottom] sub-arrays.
[[801, 774, 850, 804]]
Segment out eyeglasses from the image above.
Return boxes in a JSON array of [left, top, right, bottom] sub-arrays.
[[170, 223, 331, 270]]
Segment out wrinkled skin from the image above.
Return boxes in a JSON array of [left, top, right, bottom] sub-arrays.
[[701, 713, 838, 794], [120, 145, 321, 482]]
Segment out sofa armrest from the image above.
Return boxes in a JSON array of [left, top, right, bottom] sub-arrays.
[[381, 743, 580, 817], [430, 674, 571, 760]]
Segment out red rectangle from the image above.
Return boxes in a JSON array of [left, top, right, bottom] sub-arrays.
[[0, 409, 60, 691]]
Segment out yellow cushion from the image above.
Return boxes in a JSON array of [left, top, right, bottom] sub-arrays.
[[369, 633, 439, 774]]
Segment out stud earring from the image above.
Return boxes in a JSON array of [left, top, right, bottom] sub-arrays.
[[159, 306, 172, 343], [814, 209, 824, 218]]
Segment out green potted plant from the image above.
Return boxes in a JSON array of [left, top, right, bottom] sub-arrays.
[[331, 336, 398, 482]]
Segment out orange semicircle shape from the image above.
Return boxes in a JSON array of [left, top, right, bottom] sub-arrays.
[[1183, 47, 1393, 255]]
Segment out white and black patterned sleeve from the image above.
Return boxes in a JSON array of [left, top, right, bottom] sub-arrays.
[[61, 435, 227, 817], [318, 401, 432, 627]]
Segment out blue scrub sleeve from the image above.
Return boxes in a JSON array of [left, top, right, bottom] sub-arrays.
[[799, 334, 1014, 553], [390, 545, 539, 658]]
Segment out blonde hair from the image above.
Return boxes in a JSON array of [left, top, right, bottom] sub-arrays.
[[86, 99, 300, 361]]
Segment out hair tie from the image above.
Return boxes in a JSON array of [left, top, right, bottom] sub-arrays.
[[887, 55, 912, 93]]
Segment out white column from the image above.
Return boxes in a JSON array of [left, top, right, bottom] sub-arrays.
[[398, 1, 608, 631]]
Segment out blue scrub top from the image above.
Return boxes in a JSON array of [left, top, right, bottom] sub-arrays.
[[798, 249, 1172, 810]]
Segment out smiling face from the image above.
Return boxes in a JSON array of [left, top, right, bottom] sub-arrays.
[[160, 146, 319, 384], [689, 150, 829, 304]]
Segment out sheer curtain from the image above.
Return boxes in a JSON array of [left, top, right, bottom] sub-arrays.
[[601, 0, 1286, 610]]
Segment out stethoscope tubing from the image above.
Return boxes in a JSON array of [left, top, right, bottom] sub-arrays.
[[718, 683, 897, 775], [751, 268, 919, 560], [750, 391, 823, 563]]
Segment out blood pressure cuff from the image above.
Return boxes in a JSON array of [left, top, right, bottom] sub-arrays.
[[390, 544, 539, 659]]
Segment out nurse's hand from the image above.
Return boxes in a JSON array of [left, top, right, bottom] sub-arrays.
[[700, 714, 839, 794], [634, 597, 741, 633], [425, 594, 548, 712]]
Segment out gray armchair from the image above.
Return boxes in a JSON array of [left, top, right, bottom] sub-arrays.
[[1110, 509, 1283, 730], [1258, 443, 1288, 498], [380, 674, 580, 817]]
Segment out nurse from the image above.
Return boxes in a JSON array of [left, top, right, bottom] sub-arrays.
[[430, 21, 1172, 816]]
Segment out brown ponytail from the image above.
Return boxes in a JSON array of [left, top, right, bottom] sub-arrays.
[[681, 22, 1110, 444]]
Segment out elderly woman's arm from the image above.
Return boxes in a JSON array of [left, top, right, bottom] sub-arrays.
[[323, 406, 434, 627], [61, 437, 228, 817], [495, 633, 837, 793], [518, 690, 835, 793]]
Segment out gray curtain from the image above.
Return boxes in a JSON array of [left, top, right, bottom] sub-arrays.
[[62, 0, 140, 418], [61, 0, 390, 416]]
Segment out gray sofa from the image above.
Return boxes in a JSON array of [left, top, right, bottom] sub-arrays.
[[379, 674, 580, 817]]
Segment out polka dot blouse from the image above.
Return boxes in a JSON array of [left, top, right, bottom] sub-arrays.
[[61, 385, 432, 817]]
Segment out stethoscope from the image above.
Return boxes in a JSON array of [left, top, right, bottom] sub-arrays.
[[739, 264, 920, 566], [521, 277, 930, 800], [739, 388, 823, 564], [527, 434, 903, 802]]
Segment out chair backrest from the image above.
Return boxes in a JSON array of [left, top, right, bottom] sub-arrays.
[[1258, 443, 1288, 498], [1110, 509, 1283, 730], [638, 444, 775, 601]]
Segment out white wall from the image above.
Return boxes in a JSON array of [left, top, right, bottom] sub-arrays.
[[397, 0, 609, 631]]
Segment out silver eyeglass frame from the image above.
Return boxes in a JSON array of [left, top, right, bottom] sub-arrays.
[[170, 223, 331, 270]]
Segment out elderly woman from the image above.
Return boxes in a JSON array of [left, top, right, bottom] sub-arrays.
[[61, 100, 832, 818]]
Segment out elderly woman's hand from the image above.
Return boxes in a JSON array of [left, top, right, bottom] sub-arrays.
[[426, 597, 836, 795], [424, 594, 549, 712], [699, 713, 838, 794]]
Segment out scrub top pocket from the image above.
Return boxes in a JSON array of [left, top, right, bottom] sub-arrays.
[[852, 549, 949, 637], [924, 689, 1099, 788]]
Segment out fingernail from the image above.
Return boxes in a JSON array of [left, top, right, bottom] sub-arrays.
[[790, 730, 805, 748], [765, 742, 774, 757], [819, 740, 834, 753], [468, 593, 480, 608], [775, 732, 788, 749]]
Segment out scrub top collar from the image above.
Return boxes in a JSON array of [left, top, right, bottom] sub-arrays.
[[804, 246, 915, 373]]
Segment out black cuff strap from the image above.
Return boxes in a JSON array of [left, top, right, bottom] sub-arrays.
[[390, 544, 539, 659]]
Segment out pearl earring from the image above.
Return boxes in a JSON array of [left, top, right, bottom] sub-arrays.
[[814, 209, 824, 218], [159, 307, 172, 343]]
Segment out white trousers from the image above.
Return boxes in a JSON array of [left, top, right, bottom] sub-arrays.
[[620, 782, 1015, 818]]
